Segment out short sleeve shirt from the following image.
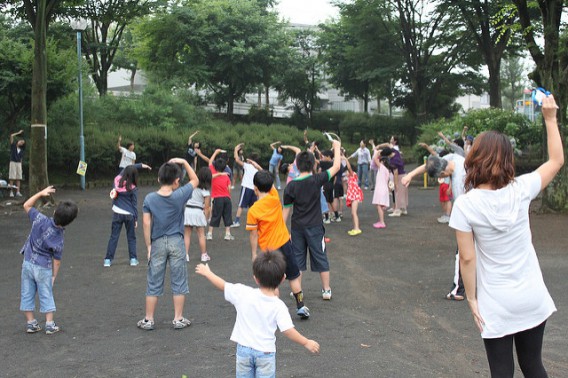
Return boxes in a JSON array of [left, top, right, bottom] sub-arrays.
[[283, 171, 331, 229], [246, 187, 290, 250], [269, 149, 283, 166], [119, 147, 136, 168], [143, 184, 194, 240], [449, 173, 556, 338], [209, 164, 231, 198], [443, 154, 466, 199], [10, 142, 24, 163], [225, 282, 294, 352], [21, 208, 64, 269]]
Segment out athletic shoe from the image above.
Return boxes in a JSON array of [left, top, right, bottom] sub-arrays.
[[137, 318, 155, 330], [224, 234, 235, 241], [130, 258, 139, 266], [446, 293, 465, 301], [45, 322, 60, 335], [335, 216, 342, 223], [437, 215, 450, 224], [9, 192, 14, 198], [386, 207, 394, 213], [200, 253, 211, 262], [230, 185, 235, 189], [186, 254, 190, 262], [347, 229, 362, 236], [15, 192, 23, 197], [364, 186, 369, 190], [103, 259, 111, 267], [321, 289, 332, 300], [373, 222, 386, 229], [401, 208, 408, 215], [230, 221, 240, 228], [172, 317, 192, 329], [206, 233, 213, 241], [277, 186, 281, 190], [388, 209, 402, 217], [323, 218, 331, 224], [296, 306, 310, 319], [26, 320, 41, 334]]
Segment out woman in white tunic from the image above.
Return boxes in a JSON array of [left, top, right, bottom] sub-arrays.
[[449, 94, 563, 377]]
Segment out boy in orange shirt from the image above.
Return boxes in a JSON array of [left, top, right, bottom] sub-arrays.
[[246, 170, 310, 319]]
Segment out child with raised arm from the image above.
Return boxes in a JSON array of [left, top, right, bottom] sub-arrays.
[[20, 186, 78, 334], [230, 143, 259, 228], [195, 251, 320, 377], [247, 170, 310, 319], [138, 158, 199, 331], [184, 167, 212, 263]]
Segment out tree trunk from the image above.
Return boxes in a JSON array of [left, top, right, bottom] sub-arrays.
[[29, 0, 50, 197], [265, 85, 270, 111], [487, 59, 502, 108]]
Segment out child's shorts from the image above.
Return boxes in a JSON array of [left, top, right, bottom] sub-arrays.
[[439, 183, 451, 202], [278, 240, 301, 281], [210, 197, 232, 227], [290, 225, 329, 272], [147, 235, 188, 296], [20, 260, 56, 313], [236, 344, 275, 378], [238, 187, 258, 209], [322, 182, 334, 204]]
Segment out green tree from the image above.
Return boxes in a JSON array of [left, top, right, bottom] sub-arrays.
[[500, 55, 530, 110], [445, 0, 517, 109], [135, 0, 287, 117], [71, 0, 165, 96], [511, 0, 568, 211], [274, 27, 326, 126], [319, 0, 402, 114]]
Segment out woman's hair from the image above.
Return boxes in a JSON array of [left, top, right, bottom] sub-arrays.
[[197, 167, 212, 190], [464, 131, 515, 191], [119, 165, 139, 191]]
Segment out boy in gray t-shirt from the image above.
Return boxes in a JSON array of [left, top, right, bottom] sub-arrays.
[[138, 158, 199, 331]]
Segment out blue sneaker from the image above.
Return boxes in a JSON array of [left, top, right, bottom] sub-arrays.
[[130, 258, 139, 266], [103, 259, 111, 267], [26, 320, 42, 333], [45, 322, 60, 335], [296, 306, 310, 319]]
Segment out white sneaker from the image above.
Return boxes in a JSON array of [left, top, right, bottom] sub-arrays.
[[437, 215, 450, 223], [388, 209, 402, 217], [9, 192, 14, 198], [401, 208, 408, 215], [206, 233, 212, 241], [200, 253, 211, 262], [224, 234, 234, 241]]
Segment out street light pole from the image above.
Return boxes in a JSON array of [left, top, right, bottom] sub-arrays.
[[72, 19, 88, 190]]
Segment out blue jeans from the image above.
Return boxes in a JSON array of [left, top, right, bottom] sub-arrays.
[[147, 235, 188, 296], [357, 163, 369, 188], [20, 260, 55, 313], [236, 344, 276, 378], [268, 164, 281, 189], [105, 212, 137, 260]]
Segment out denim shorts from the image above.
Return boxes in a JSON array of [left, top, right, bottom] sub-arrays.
[[236, 344, 276, 378], [291, 225, 330, 272], [147, 235, 189, 296], [20, 260, 56, 313], [279, 240, 301, 281]]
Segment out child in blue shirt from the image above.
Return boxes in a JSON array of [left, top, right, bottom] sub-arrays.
[[20, 186, 78, 334]]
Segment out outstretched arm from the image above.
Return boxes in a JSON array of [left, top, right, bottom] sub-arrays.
[[281, 145, 301, 155], [328, 140, 342, 177], [195, 263, 226, 291], [234, 144, 244, 167], [270, 141, 281, 150], [23, 186, 55, 213], [246, 158, 262, 171], [536, 95, 564, 190], [282, 328, 320, 354], [169, 158, 199, 188], [401, 164, 426, 187], [10, 129, 23, 144], [117, 135, 122, 151], [418, 142, 438, 156], [195, 147, 210, 164], [209, 148, 223, 164], [188, 130, 199, 145]]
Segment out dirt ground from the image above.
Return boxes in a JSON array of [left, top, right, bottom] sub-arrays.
[[1, 182, 567, 378]]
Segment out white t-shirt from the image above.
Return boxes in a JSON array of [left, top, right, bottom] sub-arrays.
[[449, 172, 556, 338], [224, 283, 294, 352], [119, 147, 136, 168], [443, 154, 465, 199], [241, 162, 258, 190]]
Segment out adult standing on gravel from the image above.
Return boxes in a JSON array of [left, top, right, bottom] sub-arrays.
[[450, 94, 563, 377]]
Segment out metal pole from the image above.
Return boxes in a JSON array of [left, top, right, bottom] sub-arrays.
[[77, 30, 85, 190]]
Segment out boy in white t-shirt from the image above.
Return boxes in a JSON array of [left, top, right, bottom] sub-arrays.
[[195, 251, 320, 377], [230, 143, 261, 227], [117, 135, 136, 172]]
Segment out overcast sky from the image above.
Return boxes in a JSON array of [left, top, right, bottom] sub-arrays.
[[275, 0, 339, 25]]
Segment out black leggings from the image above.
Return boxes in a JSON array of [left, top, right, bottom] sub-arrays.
[[483, 321, 548, 378]]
